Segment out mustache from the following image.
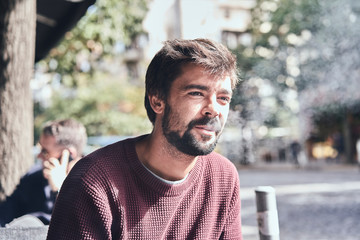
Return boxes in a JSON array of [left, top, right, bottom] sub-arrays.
[[188, 116, 222, 132]]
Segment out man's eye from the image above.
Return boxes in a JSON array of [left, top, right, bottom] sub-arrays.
[[40, 148, 49, 157], [219, 96, 231, 103], [189, 92, 203, 96]]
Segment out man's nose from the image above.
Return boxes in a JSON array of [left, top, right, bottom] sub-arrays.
[[202, 95, 220, 117]]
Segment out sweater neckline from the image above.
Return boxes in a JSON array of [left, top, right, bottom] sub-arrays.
[[124, 135, 204, 197]]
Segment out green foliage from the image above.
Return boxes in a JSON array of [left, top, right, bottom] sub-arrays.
[[250, 0, 321, 47], [35, 73, 152, 142], [234, 0, 360, 142], [231, 0, 322, 130], [34, 0, 150, 142], [38, 0, 148, 87], [250, 0, 322, 89]]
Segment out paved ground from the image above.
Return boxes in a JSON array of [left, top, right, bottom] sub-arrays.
[[238, 162, 360, 240]]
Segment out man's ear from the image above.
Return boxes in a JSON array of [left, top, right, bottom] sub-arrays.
[[148, 95, 165, 114]]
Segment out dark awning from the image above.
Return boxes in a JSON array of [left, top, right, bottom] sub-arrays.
[[35, 0, 96, 62]]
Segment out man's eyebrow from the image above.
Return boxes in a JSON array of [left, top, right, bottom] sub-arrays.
[[182, 84, 233, 96], [182, 84, 209, 91], [219, 88, 233, 96]]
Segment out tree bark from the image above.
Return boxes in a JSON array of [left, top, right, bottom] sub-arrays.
[[0, 0, 36, 201]]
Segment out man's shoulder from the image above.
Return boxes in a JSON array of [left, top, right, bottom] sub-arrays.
[[205, 151, 235, 165], [21, 164, 45, 183], [86, 135, 140, 160], [199, 152, 239, 195], [8, 163, 47, 195], [72, 136, 139, 176], [202, 151, 238, 175]]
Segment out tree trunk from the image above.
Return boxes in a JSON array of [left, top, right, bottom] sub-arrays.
[[0, 0, 36, 201]]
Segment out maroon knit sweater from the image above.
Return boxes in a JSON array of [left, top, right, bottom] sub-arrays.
[[47, 135, 242, 239]]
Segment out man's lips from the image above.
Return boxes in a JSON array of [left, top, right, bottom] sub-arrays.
[[194, 125, 219, 136], [189, 117, 222, 135], [195, 125, 216, 132]]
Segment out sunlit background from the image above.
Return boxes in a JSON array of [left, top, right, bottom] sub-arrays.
[[4, 0, 357, 239], [32, 0, 360, 168]]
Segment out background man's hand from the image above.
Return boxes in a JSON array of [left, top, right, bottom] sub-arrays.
[[43, 149, 70, 192]]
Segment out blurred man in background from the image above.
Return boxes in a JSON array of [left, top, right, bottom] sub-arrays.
[[0, 119, 87, 227]]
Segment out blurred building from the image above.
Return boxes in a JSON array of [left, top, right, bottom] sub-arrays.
[[122, 0, 256, 79], [143, 0, 255, 58]]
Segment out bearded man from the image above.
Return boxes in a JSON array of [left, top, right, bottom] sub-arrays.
[[47, 38, 242, 240]]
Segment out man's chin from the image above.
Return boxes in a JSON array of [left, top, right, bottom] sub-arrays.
[[200, 134, 217, 143], [177, 137, 217, 156], [195, 144, 217, 156], [193, 138, 218, 155], [164, 128, 220, 156]]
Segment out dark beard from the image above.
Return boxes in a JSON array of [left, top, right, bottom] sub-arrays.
[[162, 104, 222, 156]]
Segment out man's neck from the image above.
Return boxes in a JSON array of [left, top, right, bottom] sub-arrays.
[[135, 133, 198, 181]]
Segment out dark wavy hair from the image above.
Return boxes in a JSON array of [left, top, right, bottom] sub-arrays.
[[144, 38, 238, 124]]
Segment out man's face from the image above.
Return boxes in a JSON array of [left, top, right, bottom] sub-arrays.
[[161, 64, 232, 156], [37, 134, 63, 162]]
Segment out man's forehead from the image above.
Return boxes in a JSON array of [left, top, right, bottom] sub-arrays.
[[175, 67, 232, 94], [178, 63, 235, 87]]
